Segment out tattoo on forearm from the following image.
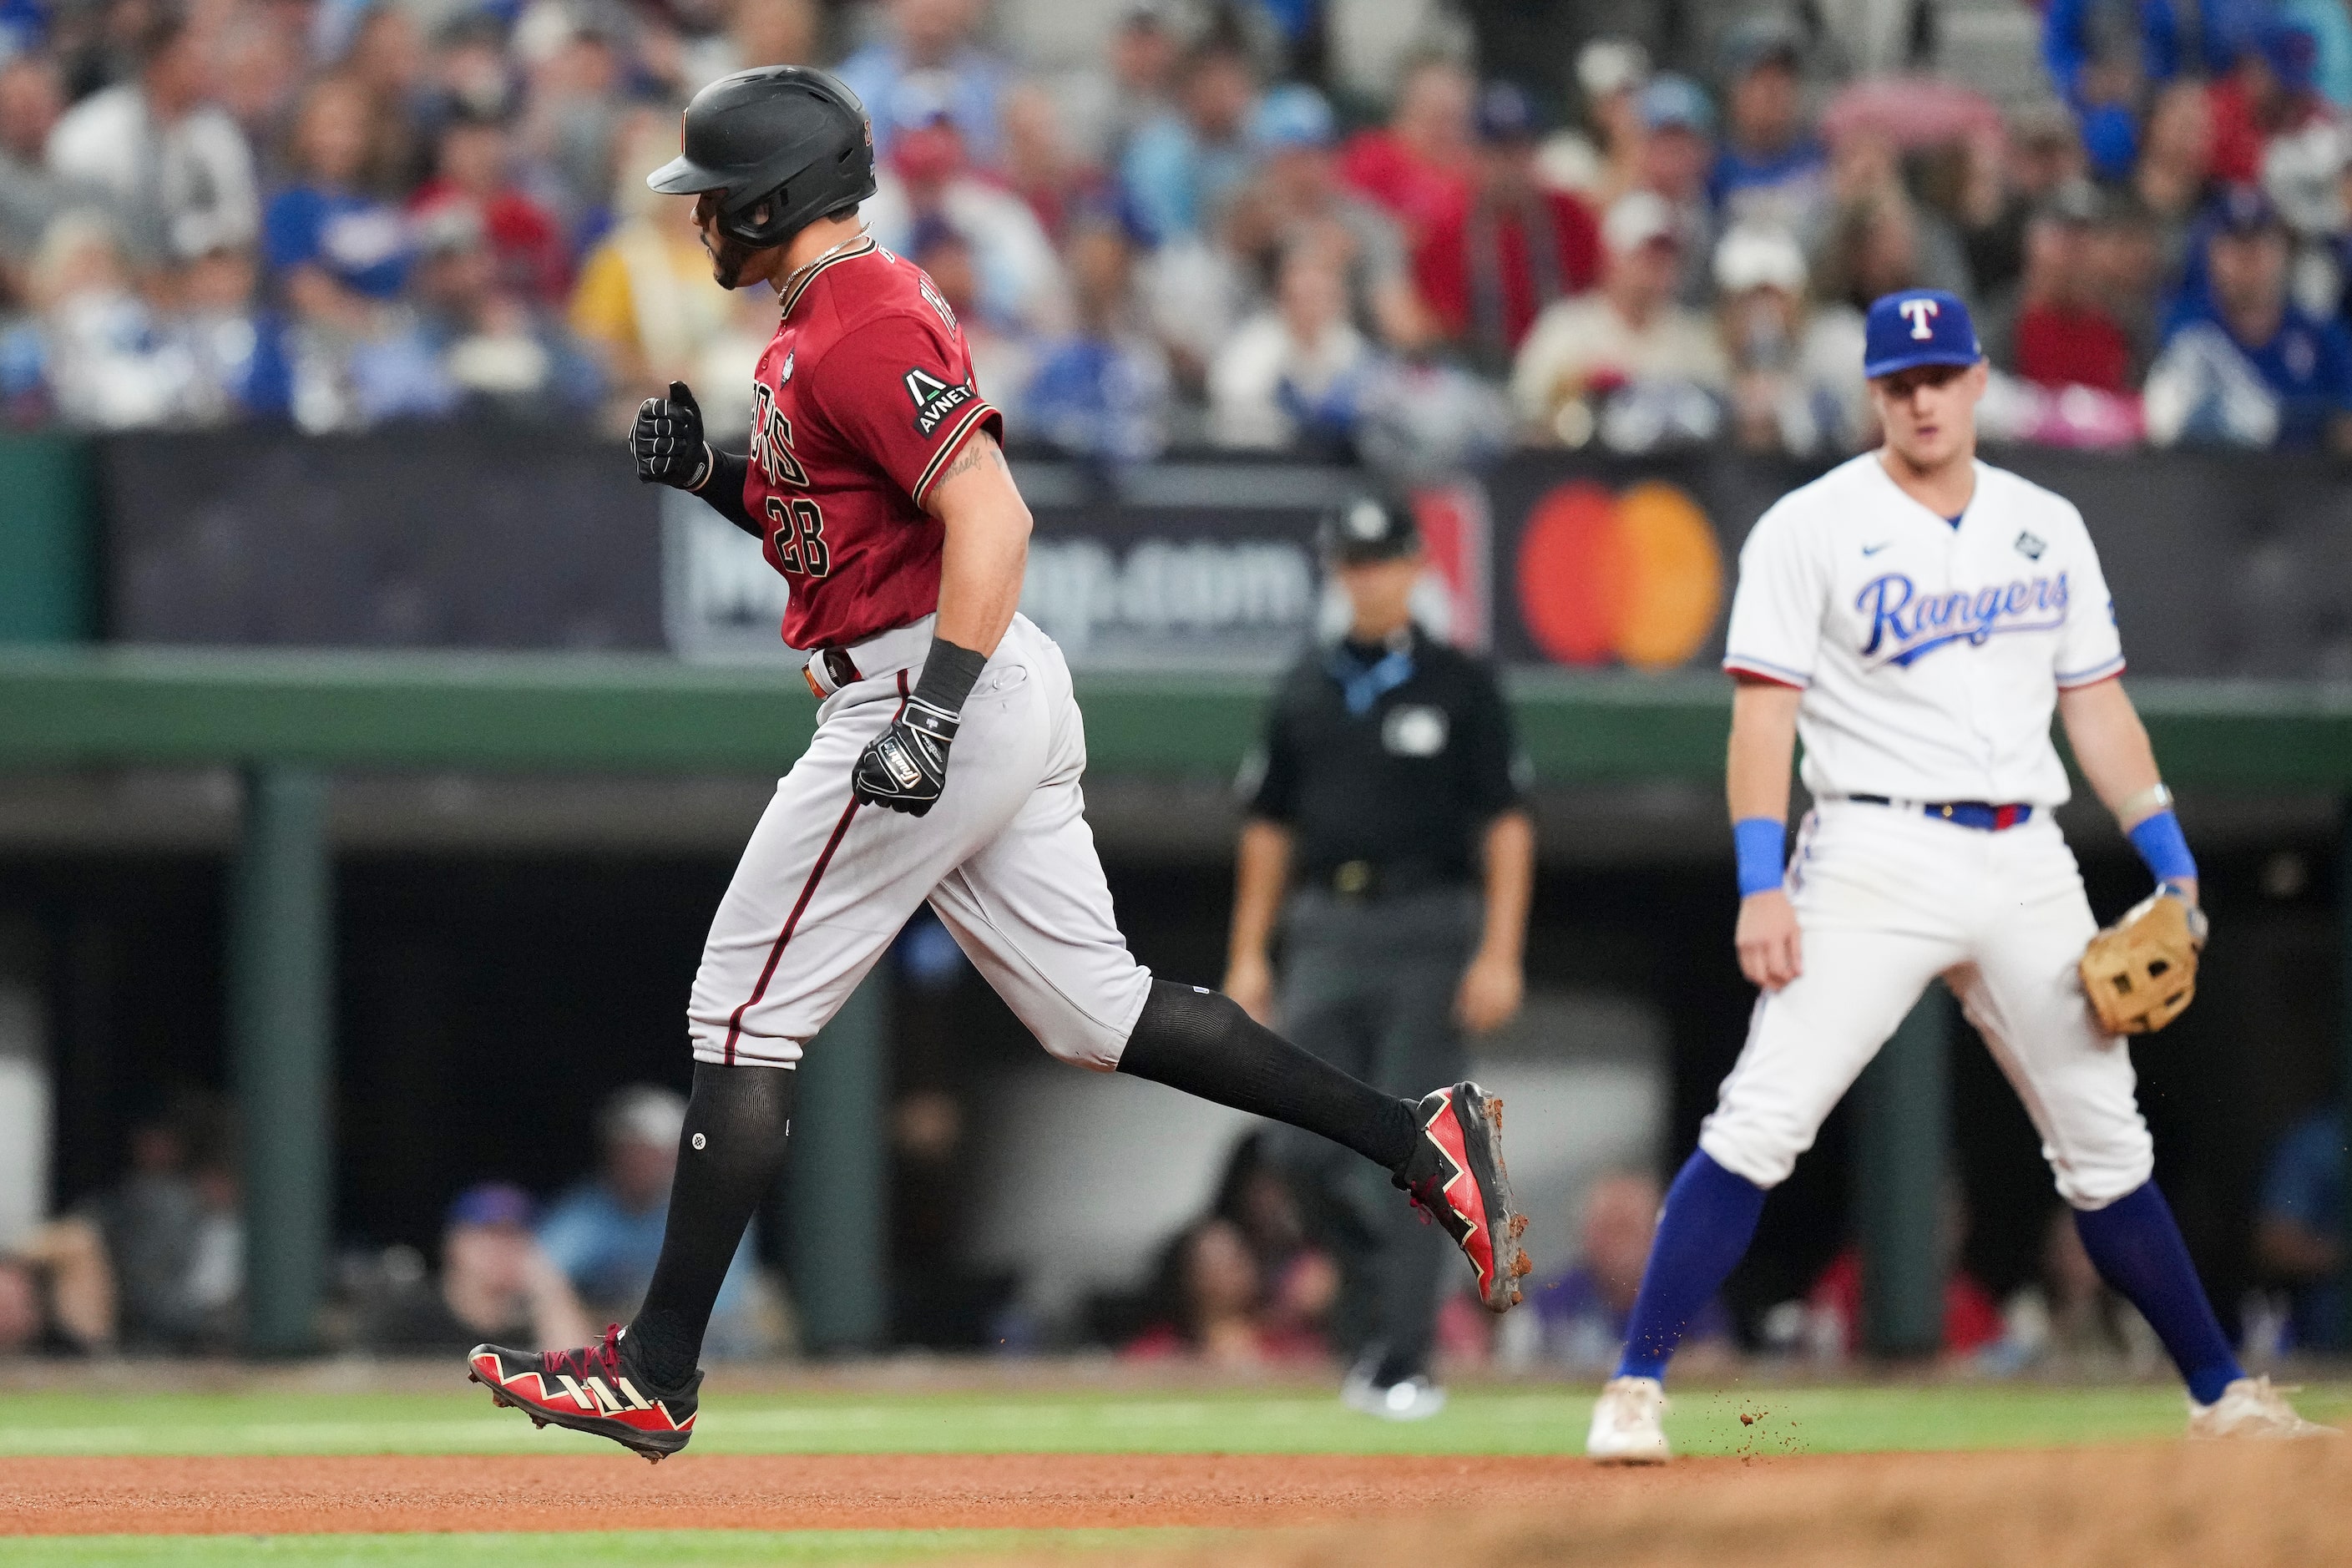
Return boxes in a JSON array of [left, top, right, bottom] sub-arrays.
[[933, 430, 1003, 489]]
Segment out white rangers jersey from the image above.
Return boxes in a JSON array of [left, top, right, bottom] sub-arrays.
[[1722, 453, 2126, 807]]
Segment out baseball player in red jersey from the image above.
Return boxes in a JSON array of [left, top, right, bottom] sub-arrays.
[[466, 65, 1530, 1459]]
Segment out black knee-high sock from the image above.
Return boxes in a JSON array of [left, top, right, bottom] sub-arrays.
[[626, 1062, 795, 1389], [1116, 980, 1418, 1170]]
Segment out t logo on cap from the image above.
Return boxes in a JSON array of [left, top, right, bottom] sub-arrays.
[[1862, 289, 1980, 379]]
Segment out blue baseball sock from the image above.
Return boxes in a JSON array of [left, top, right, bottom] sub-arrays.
[[1614, 1150, 1768, 1382], [2072, 1181, 2242, 1406]]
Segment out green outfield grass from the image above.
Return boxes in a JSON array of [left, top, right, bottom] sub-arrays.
[[1, 1377, 2347, 1459]]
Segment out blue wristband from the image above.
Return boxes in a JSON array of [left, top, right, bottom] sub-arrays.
[[1733, 817, 1788, 898], [2126, 808, 2197, 886]]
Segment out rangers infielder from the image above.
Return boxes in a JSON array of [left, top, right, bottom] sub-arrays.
[[1584, 290, 2334, 1461], [463, 65, 1528, 1459]]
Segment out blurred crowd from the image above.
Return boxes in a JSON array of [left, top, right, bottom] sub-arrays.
[[1, 0, 2350, 456], [0, 1085, 2341, 1370], [1092, 1156, 2208, 1380], [0, 1085, 794, 1358]]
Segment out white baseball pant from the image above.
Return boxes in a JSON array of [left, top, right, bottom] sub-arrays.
[[688, 612, 1156, 1071], [1698, 798, 2157, 1209]]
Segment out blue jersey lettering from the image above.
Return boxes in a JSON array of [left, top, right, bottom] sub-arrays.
[[1855, 571, 2070, 667]]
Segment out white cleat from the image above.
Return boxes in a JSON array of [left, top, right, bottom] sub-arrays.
[[1586, 1374, 1672, 1463], [2187, 1376, 2339, 1440], [1341, 1365, 1449, 1422]]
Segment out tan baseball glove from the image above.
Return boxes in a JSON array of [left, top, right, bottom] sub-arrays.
[[2080, 888, 2208, 1035]]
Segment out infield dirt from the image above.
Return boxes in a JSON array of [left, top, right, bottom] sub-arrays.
[[1166, 1437, 2352, 1568], [8, 1451, 1576, 1535], [6, 1438, 2349, 1564]]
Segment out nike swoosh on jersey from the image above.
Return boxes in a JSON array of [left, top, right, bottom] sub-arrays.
[[1862, 542, 1891, 554]]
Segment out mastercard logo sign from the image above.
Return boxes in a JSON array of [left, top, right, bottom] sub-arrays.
[[1515, 480, 1725, 669]]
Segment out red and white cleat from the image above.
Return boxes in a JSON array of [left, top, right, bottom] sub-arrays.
[[468, 1324, 701, 1462], [1395, 1082, 1531, 1313]]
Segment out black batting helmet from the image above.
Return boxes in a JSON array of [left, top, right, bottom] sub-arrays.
[[648, 65, 877, 251]]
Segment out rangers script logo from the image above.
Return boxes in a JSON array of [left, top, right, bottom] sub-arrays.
[[1855, 571, 2071, 667]]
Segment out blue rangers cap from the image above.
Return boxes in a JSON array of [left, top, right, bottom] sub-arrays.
[[1862, 289, 1984, 379]]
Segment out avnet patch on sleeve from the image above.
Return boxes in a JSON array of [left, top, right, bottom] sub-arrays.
[[904, 368, 975, 438]]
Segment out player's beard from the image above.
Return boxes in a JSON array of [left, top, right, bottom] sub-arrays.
[[706, 231, 756, 290], [694, 202, 762, 291]]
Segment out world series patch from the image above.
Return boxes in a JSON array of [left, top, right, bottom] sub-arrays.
[[904, 367, 974, 438]]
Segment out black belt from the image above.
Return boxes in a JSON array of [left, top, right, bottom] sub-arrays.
[[1846, 795, 2034, 832], [801, 645, 862, 699], [1318, 860, 1469, 900]]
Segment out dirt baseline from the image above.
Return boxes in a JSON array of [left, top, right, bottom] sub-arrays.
[[1, 1452, 1603, 1536], [8, 1439, 2351, 1565]]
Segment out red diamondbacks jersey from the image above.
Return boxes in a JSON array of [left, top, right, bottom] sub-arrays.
[[737, 237, 1003, 650]]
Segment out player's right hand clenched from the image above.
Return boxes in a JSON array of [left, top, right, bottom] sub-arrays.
[[634, 380, 712, 489], [1735, 888, 1803, 991], [851, 699, 958, 817]]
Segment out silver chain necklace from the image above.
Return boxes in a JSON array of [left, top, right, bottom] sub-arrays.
[[776, 227, 871, 308]]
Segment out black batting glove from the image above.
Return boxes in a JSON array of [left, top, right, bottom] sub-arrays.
[[634, 380, 711, 489], [852, 698, 959, 817]]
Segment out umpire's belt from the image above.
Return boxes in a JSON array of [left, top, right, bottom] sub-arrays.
[[1844, 794, 2033, 832], [1318, 859, 1466, 900], [801, 616, 937, 699]]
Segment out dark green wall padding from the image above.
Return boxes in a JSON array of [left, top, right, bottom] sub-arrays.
[[0, 434, 93, 644], [0, 650, 2346, 788]]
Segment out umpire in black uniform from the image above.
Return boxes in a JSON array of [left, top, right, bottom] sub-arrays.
[[1224, 492, 1534, 1419]]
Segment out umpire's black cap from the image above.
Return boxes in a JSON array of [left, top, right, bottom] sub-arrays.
[[1318, 492, 1420, 564], [649, 65, 877, 250]]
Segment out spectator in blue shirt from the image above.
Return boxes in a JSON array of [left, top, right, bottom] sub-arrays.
[[264, 76, 412, 323], [2041, 0, 2266, 178], [1528, 1171, 1731, 1372], [1024, 206, 1171, 462], [266, 73, 411, 430], [2255, 1109, 2344, 1351], [1119, 37, 1258, 245], [538, 1085, 764, 1351], [2147, 185, 2352, 449], [832, 0, 1011, 167], [2280, 0, 2352, 108], [1707, 18, 1827, 240]]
